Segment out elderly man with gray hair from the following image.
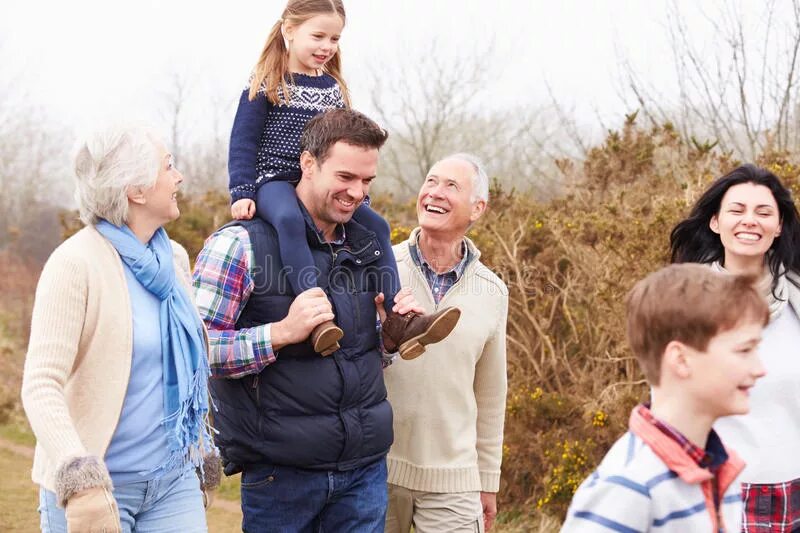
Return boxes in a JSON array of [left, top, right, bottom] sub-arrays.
[[383, 154, 508, 533]]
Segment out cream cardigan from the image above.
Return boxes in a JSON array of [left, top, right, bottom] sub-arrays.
[[383, 229, 509, 493], [21, 225, 195, 492]]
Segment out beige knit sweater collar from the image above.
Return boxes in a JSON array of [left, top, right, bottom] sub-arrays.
[[406, 227, 482, 268]]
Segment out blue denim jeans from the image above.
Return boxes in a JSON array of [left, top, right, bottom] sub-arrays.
[[240, 458, 388, 533], [38, 466, 206, 532]]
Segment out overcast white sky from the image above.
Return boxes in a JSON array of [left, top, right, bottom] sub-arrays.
[[0, 1, 780, 142]]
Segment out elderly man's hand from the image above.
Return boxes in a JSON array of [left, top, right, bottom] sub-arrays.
[[272, 288, 335, 350], [374, 287, 425, 322], [481, 492, 497, 531]]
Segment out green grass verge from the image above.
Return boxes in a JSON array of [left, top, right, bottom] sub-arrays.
[[0, 420, 35, 448], [217, 472, 241, 501]]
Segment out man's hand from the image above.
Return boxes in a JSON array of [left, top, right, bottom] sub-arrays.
[[272, 288, 335, 350], [374, 287, 426, 322], [480, 492, 497, 532]]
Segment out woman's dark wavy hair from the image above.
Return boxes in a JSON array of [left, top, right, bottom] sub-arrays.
[[669, 164, 800, 285]]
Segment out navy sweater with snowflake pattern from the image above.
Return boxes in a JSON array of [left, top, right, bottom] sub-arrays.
[[228, 72, 345, 203]]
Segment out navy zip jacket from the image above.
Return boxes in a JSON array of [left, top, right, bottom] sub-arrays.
[[208, 209, 393, 472]]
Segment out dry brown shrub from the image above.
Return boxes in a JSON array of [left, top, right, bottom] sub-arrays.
[[479, 119, 769, 521], [0, 251, 40, 417]]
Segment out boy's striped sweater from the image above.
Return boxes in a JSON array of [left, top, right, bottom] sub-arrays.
[[561, 405, 744, 532]]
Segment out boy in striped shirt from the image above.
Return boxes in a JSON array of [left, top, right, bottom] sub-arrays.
[[562, 264, 768, 532]]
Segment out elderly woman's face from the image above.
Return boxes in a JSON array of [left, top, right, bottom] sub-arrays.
[[141, 145, 184, 225]]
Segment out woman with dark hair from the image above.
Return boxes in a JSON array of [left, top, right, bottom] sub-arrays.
[[670, 163, 800, 532]]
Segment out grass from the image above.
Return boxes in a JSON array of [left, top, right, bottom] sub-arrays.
[[0, 446, 39, 532], [0, 419, 36, 448], [206, 505, 243, 532], [217, 472, 241, 501]]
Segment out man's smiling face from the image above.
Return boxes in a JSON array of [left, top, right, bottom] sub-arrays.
[[417, 158, 485, 237], [299, 141, 378, 239]]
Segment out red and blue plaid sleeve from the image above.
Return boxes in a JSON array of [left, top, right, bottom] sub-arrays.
[[192, 226, 277, 378]]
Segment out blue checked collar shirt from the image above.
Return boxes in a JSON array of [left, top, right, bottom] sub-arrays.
[[408, 233, 472, 304]]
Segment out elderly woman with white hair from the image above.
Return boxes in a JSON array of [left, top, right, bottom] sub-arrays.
[[21, 126, 218, 533]]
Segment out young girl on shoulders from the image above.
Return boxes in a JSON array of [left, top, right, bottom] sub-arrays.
[[227, 0, 459, 358]]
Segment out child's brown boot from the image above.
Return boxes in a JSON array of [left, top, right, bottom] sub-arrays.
[[310, 320, 343, 356], [381, 307, 461, 360]]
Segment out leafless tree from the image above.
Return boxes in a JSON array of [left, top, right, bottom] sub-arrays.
[[619, 0, 800, 159], [367, 40, 578, 199], [160, 72, 192, 170], [0, 100, 69, 261], [0, 41, 70, 262], [158, 73, 234, 195]]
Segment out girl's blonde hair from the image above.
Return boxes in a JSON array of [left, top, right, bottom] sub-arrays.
[[249, 0, 350, 107]]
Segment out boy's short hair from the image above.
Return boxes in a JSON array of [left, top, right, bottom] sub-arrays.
[[300, 108, 388, 165], [626, 264, 769, 385]]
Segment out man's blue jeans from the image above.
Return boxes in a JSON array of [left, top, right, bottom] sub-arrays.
[[240, 457, 388, 533]]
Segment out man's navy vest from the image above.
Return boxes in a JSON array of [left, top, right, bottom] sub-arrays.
[[208, 215, 393, 472]]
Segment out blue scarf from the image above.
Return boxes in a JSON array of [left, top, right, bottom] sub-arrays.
[[96, 220, 213, 472]]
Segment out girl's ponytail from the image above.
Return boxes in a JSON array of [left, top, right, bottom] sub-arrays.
[[249, 20, 291, 105]]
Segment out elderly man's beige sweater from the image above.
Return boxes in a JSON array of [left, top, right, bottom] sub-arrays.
[[384, 229, 508, 493], [21, 226, 194, 492]]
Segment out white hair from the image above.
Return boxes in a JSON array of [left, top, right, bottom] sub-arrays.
[[439, 152, 489, 204], [73, 125, 162, 226]]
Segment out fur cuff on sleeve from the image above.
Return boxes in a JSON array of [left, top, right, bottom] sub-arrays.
[[54, 455, 113, 508], [199, 452, 222, 492]]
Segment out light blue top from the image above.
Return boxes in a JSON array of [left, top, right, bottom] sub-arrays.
[[104, 261, 170, 484]]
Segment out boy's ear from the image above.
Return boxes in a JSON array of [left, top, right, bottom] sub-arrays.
[[127, 186, 146, 205], [663, 340, 691, 380], [299, 151, 316, 177]]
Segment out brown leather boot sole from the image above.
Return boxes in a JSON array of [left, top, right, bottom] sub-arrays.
[[399, 307, 461, 360], [311, 320, 343, 356]]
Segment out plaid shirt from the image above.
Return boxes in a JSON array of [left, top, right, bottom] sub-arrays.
[[192, 225, 275, 378], [742, 479, 800, 532], [637, 404, 727, 471], [409, 237, 471, 304], [193, 223, 389, 377]]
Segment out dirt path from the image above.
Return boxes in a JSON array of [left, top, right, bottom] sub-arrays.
[[0, 436, 33, 458], [0, 436, 242, 532]]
